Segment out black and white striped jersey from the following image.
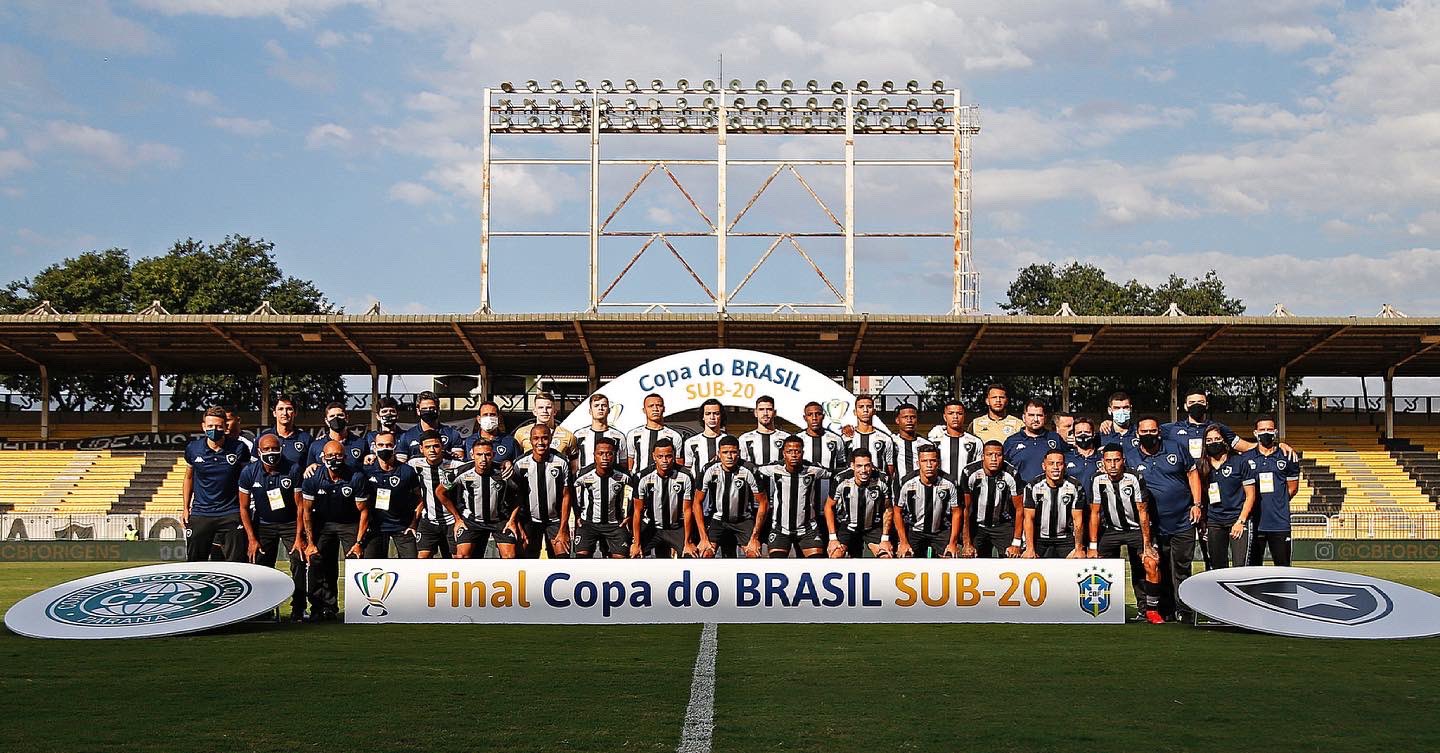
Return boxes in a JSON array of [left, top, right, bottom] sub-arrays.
[[572, 465, 636, 525], [451, 463, 516, 526], [635, 466, 695, 530], [830, 470, 891, 532], [928, 426, 984, 482], [797, 429, 848, 471], [407, 456, 465, 525], [891, 435, 934, 485], [960, 461, 1022, 527], [512, 450, 574, 524], [1091, 471, 1150, 533], [738, 428, 790, 467], [1023, 477, 1083, 539], [845, 429, 894, 472], [896, 472, 961, 534], [624, 425, 685, 471], [682, 432, 730, 470], [572, 426, 628, 469], [757, 462, 832, 535], [698, 462, 765, 522]]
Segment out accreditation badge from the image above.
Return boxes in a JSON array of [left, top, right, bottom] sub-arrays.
[[375, 487, 392, 512], [266, 487, 286, 512], [1258, 472, 1276, 494]]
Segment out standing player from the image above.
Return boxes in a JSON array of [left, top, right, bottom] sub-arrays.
[[683, 398, 730, 469], [408, 430, 465, 559], [632, 438, 696, 558], [1065, 417, 1104, 498], [1021, 449, 1085, 558], [843, 394, 895, 479], [1053, 411, 1076, 445], [361, 429, 421, 558], [299, 439, 370, 621], [572, 438, 636, 559], [757, 436, 830, 557], [573, 393, 628, 470], [893, 446, 962, 558], [513, 391, 577, 457], [798, 401, 847, 472], [1003, 400, 1069, 483], [183, 406, 252, 562], [959, 441, 1023, 558], [223, 406, 253, 456], [890, 404, 934, 487], [451, 439, 523, 559], [362, 396, 402, 460], [398, 390, 464, 462], [739, 395, 790, 467], [512, 424, 575, 558], [1127, 417, 1203, 620], [256, 394, 311, 468], [465, 400, 520, 470], [626, 393, 684, 472], [1088, 443, 1164, 624], [969, 384, 1022, 444], [1200, 424, 1256, 569], [928, 399, 982, 483], [1099, 391, 1137, 449], [825, 449, 892, 558], [1242, 415, 1300, 566], [694, 436, 768, 558], [306, 402, 365, 476], [237, 432, 305, 620]]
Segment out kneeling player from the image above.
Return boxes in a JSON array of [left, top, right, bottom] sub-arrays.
[[894, 445, 962, 558], [694, 436, 767, 558], [1022, 449, 1086, 558], [824, 449, 893, 558], [632, 438, 696, 558], [572, 438, 635, 559], [452, 439, 523, 558], [1088, 443, 1164, 623], [759, 436, 830, 558]]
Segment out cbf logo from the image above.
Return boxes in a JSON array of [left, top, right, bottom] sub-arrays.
[[353, 568, 399, 617], [45, 572, 250, 626], [1222, 576, 1392, 625], [1079, 567, 1113, 618]]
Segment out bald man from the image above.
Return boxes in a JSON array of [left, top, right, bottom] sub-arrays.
[[238, 433, 307, 620], [299, 439, 370, 621]]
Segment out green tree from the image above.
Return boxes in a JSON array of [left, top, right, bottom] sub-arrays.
[[921, 262, 1305, 416]]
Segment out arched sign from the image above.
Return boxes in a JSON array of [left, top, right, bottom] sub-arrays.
[[560, 348, 863, 434]]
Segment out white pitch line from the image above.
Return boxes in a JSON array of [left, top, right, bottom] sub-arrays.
[[677, 622, 718, 753]]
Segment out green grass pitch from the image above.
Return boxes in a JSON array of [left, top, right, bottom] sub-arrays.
[[2, 561, 1437, 753]]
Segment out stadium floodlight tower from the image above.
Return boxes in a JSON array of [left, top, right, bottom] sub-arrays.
[[480, 78, 981, 314]]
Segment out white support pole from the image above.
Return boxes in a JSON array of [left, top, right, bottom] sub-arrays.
[[951, 90, 963, 315], [844, 91, 855, 314], [150, 364, 160, 433], [480, 87, 493, 313], [1278, 367, 1289, 438], [588, 90, 601, 312], [716, 93, 728, 313], [39, 364, 49, 441], [1384, 367, 1396, 439]]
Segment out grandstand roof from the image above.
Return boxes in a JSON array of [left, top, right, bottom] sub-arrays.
[[1, 313, 1438, 378]]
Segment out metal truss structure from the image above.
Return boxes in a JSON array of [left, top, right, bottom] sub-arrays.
[[478, 78, 981, 314]]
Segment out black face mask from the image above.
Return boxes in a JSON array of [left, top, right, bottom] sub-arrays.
[[324, 458, 345, 472], [1204, 441, 1227, 458], [1256, 431, 1278, 448], [327, 417, 347, 433], [419, 410, 439, 424], [378, 414, 398, 428], [1138, 433, 1161, 451], [375, 448, 395, 463], [1187, 403, 1208, 421], [1073, 433, 1095, 450], [260, 451, 282, 466]]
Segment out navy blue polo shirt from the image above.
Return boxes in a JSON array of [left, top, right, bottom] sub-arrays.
[[1126, 439, 1196, 535], [306, 431, 367, 474], [255, 427, 313, 467], [301, 468, 370, 525], [398, 422, 464, 462], [1203, 455, 1252, 525], [1064, 449, 1103, 504], [1242, 448, 1301, 532], [1162, 419, 1238, 460], [364, 461, 422, 533], [464, 432, 520, 466], [1002, 430, 1069, 483], [238, 457, 301, 525], [1100, 425, 1137, 452], [186, 437, 251, 517]]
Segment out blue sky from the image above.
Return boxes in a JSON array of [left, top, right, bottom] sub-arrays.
[[2, 1, 1438, 331]]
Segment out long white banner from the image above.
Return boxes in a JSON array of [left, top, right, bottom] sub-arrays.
[[344, 558, 1127, 624]]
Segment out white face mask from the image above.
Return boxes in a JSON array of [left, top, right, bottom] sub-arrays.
[[479, 415, 500, 432]]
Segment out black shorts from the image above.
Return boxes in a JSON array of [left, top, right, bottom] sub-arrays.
[[1098, 528, 1146, 558], [457, 522, 517, 546], [970, 523, 1015, 557], [519, 520, 568, 558], [904, 529, 952, 558], [416, 519, 454, 556], [835, 527, 884, 556], [766, 525, 824, 554], [1035, 537, 1077, 558], [705, 517, 757, 556], [575, 522, 630, 556], [641, 526, 687, 557]]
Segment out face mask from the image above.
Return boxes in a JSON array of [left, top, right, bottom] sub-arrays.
[[1073, 433, 1095, 450], [375, 448, 395, 463], [419, 409, 439, 424], [1111, 408, 1131, 427], [1186, 403, 1208, 421], [325, 458, 345, 472], [260, 451, 282, 466], [378, 414, 398, 428], [1204, 441, 1227, 458], [327, 417, 347, 433], [204, 427, 224, 442], [1138, 433, 1161, 451], [1256, 431, 1277, 448], [479, 416, 500, 432]]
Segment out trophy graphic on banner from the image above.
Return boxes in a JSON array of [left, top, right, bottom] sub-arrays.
[[354, 568, 399, 617], [823, 399, 851, 430]]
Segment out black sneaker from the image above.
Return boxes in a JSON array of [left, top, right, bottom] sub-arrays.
[[288, 609, 306, 622]]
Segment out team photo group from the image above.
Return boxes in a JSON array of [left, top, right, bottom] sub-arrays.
[[182, 384, 1299, 624]]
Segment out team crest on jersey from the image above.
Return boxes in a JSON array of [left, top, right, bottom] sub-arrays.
[[938, 489, 950, 502], [1167, 454, 1178, 465], [1061, 492, 1074, 504], [389, 475, 400, 487], [293, 441, 304, 452], [1047, 439, 1058, 449], [672, 481, 686, 494], [732, 478, 746, 491], [350, 448, 362, 458], [1121, 486, 1134, 499], [341, 486, 353, 496], [1080, 568, 1113, 617], [799, 475, 813, 488], [224, 453, 238, 465], [549, 467, 562, 478], [1221, 466, 1233, 477], [866, 488, 880, 500], [1277, 460, 1288, 470], [280, 477, 293, 489]]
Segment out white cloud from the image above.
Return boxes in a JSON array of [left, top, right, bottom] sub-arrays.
[[183, 88, 219, 108], [24, 121, 180, 170], [314, 29, 370, 48], [1227, 22, 1336, 52], [1134, 65, 1175, 83], [388, 181, 440, 205], [0, 149, 33, 177], [405, 91, 460, 113], [262, 39, 333, 91], [304, 122, 352, 149], [1211, 103, 1329, 134], [0, 126, 7, 141], [210, 116, 274, 136], [16, 0, 163, 55], [134, 0, 355, 27]]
